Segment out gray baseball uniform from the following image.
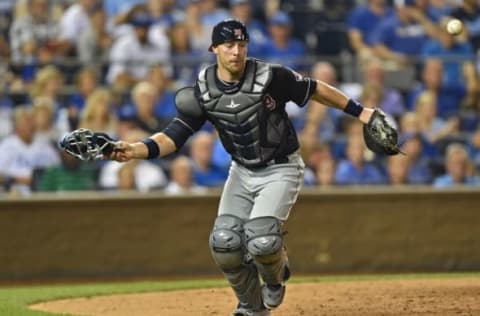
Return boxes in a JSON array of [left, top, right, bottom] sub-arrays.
[[169, 58, 317, 314]]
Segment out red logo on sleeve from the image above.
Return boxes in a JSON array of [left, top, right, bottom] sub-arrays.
[[264, 94, 276, 111]]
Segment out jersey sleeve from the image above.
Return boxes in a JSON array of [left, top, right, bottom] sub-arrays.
[[271, 65, 317, 107]]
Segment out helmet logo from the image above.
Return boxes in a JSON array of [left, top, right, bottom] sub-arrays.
[[234, 28, 244, 39]]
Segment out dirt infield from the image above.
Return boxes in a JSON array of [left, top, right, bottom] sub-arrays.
[[31, 277, 480, 316]]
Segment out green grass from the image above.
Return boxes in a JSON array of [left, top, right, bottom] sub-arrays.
[[1, 273, 479, 316]]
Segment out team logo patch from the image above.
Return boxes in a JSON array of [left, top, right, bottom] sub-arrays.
[[264, 94, 276, 111]]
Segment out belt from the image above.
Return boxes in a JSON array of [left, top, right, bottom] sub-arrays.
[[243, 151, 298, 171]]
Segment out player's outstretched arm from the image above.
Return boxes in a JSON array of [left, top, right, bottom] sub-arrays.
[[310, 80, 403, 155], [59, 128, 178, 162], [110, 132, 177, 162], [310, 80, 374, 124]]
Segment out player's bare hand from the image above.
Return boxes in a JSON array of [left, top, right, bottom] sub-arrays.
[[109, 141, 135, 162]]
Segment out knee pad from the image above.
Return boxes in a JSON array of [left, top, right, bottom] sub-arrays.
[[209, 214, 245, 270], [244, 217, 283, 264]]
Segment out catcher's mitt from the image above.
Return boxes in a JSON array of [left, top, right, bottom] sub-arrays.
[[59, 128, 117, 161], [363, 109, 404, 155]]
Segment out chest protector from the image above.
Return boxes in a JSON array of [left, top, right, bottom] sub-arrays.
[[197, 59, 291, 168]]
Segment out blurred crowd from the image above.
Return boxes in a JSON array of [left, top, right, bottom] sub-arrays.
[[0, 0, 480, 196]]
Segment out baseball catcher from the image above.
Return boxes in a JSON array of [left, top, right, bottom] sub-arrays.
[[60, 19, 401, 316]]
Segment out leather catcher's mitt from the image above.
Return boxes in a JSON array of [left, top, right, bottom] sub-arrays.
[[363, 109, 403, 155], [59, 128, 117, 161]]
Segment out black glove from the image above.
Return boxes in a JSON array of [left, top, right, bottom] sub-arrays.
[[363, 109, 404, 155], [59, 128, 117, 161]]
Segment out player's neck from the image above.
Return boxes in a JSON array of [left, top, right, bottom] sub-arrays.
[[216, 66, 244, 83]]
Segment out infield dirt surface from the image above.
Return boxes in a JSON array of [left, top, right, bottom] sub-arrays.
[[31, 277, 480, 316]]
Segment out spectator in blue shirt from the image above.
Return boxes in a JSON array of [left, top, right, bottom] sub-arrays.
[[373, 1, 439, 65], [199, 0, 230, 29], [421, 18, 477, 107], [189, 131, 228, 187], [386, 153, 410, 185], [229, 0, 268, 58], [335, 135, 386, 185], [450, 0, 480, 52], [168, 17, 201, 87], [347, 0, 393, 59], [433, 143, 480, 187], [408, 58, 466, 119], [262, 11, 306, 70], [399, 132, 433, 184], [147, 65, 176, 120]]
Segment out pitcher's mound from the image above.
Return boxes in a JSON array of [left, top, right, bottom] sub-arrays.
[[31, 277, 480, 316]]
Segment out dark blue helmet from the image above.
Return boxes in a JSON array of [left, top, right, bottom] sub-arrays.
[[209, 19, 249, 51]]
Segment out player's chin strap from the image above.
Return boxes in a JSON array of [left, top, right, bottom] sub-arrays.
[[59, 128, 117, 161]]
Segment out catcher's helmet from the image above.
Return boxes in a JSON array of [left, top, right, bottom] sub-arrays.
[[209, 19, 249, 51]]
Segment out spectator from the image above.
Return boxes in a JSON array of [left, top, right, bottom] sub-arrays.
[[168, 18, 200, 87], [359, 83, 398, 129], [184, 0, 211, 54], [165, 155, 207, 195], [103, 0, 145, 37], [0, 91, 14, 139], [99, 131, 168, 192], [116, 160, 137, 191], [373, 0, 440, 66], [263, 11, 306, 70], [57, 0, 100, 57], [29, 65, 70, 134], [315, 156, 336, 186], [408, 58, 466, 118], [68, 67, 99, 111], [450, 0, 480, 52], [67, 67, 100, 129], [229, 0, 268, 57], [32, 96, 59, 143], [347, 0, 393, 61], [422, 17, 476, 107], [399, 131, 433, 184], [189, 131, 228, 187], [99, 158, 167, 192], [35, 150, 97, 191], [118, 81, 166, 135], [147, 65, 176, 122], [78, 88, 117, 135], [211, 134, 232, 173], [9, 0, 60, 67], [467, 127, 480, 168], [386, 153, 410, 185], [414, 91, 459, 144], [77, 4, 112, 64], [300, 62, 342, 144], [357, 59, 406, 117], [433, 143, 480, 187], [0, 106, 60, 195], [107, 11, 171, 89], [199, 0, 230, 30], [335, 135, 386, 185], [302, 143, 335, 186]]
